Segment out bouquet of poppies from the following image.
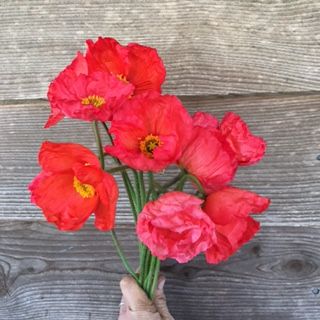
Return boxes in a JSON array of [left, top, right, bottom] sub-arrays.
[[29, 37, 270, 300]]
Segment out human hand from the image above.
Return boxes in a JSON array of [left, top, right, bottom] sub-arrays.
[[118, 275, 174, 320]]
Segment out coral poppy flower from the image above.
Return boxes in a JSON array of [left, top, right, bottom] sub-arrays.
[[203, 187, 270, 264], [178, 125, 237, 193], [29, 141, 118, 231], [137, 192, 216, 263], [105, 93, 192, 172], [45, 53, 134, 128], [85, 37, 166, 95], [220, 112, 266, 166]]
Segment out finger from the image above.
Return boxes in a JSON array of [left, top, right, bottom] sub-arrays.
[[120, 276, 157, 313], [119, 295, 128, 315], [127, 310, 162, 320], [157, 275, 166, 293], [118, 310, 128, 320], [154, 276, 175, 320]]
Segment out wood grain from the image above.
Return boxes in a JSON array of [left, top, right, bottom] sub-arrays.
[[1, 93, 320, 227], [2, 0, 320, 99], [0, 221, 319, 320]]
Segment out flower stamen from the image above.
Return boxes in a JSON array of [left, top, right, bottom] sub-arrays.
[[117, 74, 129, 84], [73, 176, 95, 198], [139, 134, 162, 158], [81, 95, 105, 108]]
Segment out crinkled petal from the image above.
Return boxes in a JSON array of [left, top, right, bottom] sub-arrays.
[[238, 217, 260, 247], [46, 53, 89, 128], [127, 43, 166, 94], [137, 192, 215, 263], [105, 94, 192, 172], [29, 172, 98, 231], [44, 107, 65, 128], [47, 69, 134, 124], [39, 141, 101, 173], [205, 233, 233, 264], [203, 187, 269, 264], [204, 187, 270, 225], [193, 112, 219, 129], [69, 52, 88, 76], [220, 112, 266, 166], [85, 37, 129, 76], [72, 163, 104, 186], [179, 127, 237, 193], [94, 173, 119, 231]]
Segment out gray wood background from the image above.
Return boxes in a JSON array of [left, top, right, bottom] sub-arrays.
[[1, 1, 320, 319]]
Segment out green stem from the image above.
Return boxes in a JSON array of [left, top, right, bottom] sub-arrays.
[[158, 170, 185, 192], [107, 165, 129, 174], [175, 174, 187, 191], [133, 171, 142, 212], [92, 122, 105, 170], [100, 122, 159, 298], [143, 250, 152, 289], [175, 173, 205, 195], [150, 258, 161, 299], [185, 174, 206, 195], [124, 174, 139, 222], [101, 122, 114, 144], [131, 171, 149, 289], [101, 122, 139, 220], [145, 255, 160, 299], [92, 122, 138, 283], [139, 244, 147, 282], [148, 172, 158, 200], [138, 171, 146, 206], [111, 230, 139, 283]]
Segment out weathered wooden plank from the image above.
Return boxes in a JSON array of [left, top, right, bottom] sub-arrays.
[[1, 93, 320, 226], [2, 0, 320, 99], [0, 221, 319, 320]]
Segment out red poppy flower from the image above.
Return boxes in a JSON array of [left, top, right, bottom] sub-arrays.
[[203, 187, 270, 264], [45, 53, 134, 128], [137, 192, 216, 263], [220, 112, 266, 166], [178, 125, 237, 193], [105, 93, 192, 172], [29, 141, 118, 231], [85, 37, 166, 95]]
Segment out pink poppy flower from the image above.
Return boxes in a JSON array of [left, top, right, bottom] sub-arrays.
[[137, 192, 216, 263]]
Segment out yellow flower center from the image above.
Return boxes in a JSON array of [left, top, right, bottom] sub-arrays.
[[117, 74, 129, 84], [139, 134, 162, 158], [73, 176, 95, 198], [81, 95, 105, 108]]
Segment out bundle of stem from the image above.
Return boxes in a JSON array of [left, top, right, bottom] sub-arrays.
[[92, 121, 205, 299]]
